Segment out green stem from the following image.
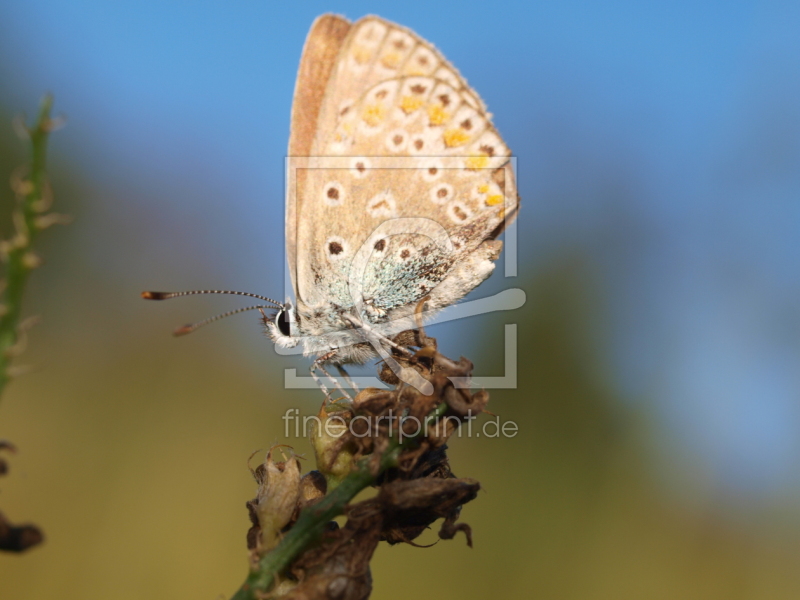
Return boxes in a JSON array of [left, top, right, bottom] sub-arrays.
[[231, 402, 449, 600], [0, 95, 54, 398]]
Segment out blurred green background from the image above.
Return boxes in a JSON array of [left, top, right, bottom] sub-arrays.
[[2, 1, 799, 598]]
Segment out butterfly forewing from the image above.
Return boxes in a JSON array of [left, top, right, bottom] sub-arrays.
[[287, 15, 351, 296], [291, 15, 518, 323], [310, 16, 484, 158]]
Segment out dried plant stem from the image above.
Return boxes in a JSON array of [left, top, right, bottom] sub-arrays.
[[0, 95, 56, 398], [231, 402, 449, 600]]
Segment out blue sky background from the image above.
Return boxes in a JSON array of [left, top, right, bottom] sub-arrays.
[[1, 0, 799, 500]]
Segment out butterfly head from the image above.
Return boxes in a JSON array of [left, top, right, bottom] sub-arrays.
[[265, 300, 301, 349]]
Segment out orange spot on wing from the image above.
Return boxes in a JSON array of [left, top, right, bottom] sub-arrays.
[[444, 128, 470, 147], [485, 194, 504, 206], [380, 52, 402, 69], [352, 46, 372, 64], [466, 156, 490, 170], [400, 95, 424, 114], [362, 104, 386, 127], [427, 104, 449, 126]]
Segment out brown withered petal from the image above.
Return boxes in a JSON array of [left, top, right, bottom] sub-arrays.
[[379, 476, 480, 514], [299, 470, 327, 507], [444, 385, 489, 418], [439, 511, 474, 547], [376, 477, 480, 546], [245, 500, 260, 551]]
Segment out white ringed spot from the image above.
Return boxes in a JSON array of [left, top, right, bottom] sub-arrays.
[[385, 128, 409, 152], [404, 46, 438, 76], [325, 236, 349, 262], [350, 157, 371, 178], [322, 181, 345, 206], [430, 183, 455, 204], [420, 159, 444, 182], [447, 200, 472, 223], [354, 21, 387, 47], [408, 135, 427, 155]]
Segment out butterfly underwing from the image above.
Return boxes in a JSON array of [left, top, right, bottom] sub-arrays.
[[264, 14, 519, 396]]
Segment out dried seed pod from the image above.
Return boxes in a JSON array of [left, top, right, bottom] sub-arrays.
[[254, 447, 302, 554]]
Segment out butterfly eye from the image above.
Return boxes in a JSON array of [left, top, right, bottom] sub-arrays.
[[276, 309, 291, 337]]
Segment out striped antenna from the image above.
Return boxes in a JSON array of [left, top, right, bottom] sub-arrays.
[[141, 289, 283, 307], [171, 304, 275, 337]]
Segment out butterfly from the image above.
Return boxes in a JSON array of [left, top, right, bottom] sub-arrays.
[[144, 14, 519, 399]]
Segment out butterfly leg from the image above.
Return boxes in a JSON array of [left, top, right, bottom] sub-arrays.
[[413, 295, 437, 350], [342, 314, 433, 395], [336, 365, 360, 394], [311, 353, 353, 402]]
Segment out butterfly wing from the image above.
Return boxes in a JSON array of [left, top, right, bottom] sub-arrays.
[[291, 15, 518, 321], [286, 14, 351, 297], [309, 15, 486, 155]]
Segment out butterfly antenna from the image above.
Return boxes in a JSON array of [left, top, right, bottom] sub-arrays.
[[141, 289, 283, 308], [171, 304, 275, 337]]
